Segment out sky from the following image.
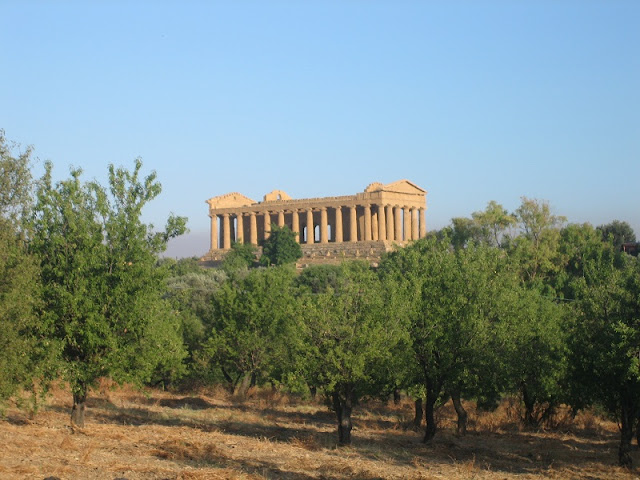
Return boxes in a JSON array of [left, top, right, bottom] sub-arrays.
[[2, 1, 638, 258]]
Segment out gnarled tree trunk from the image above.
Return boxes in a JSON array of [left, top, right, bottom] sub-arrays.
[[332, 390, 354, 446], [413, 397, 423, 428], [393, 388, 401, 405], [619, 392, 636, 468], [71, 382, 87, 428], [423, 376, 441, 443], [451, 390, 468, 436]]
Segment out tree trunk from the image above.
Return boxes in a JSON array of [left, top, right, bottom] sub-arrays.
[[423, 377, 440, 443], [332, 391, 353, 446], [71, 383, 87, 428], [309, 385, 317, 400], [393, 388, 401, 405], [234, 373, 252, 398], [221, 367, 235, 393], [619, 393, 635, 468], [451, 390, 468, 436], [413, 397, 423, 428], [521, 383, 537, 428]]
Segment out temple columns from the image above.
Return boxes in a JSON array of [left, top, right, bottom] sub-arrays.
[[306, 208, 314, 244], [292, 209, 300, 242], [250, 212, 258, 245], [420, 208, 427, 238], [411, 208, 419, 240], [403, 206, 411, 242], [364, 205, 372, 241], [222, 213, 231, 250], [335, 207, 343, 243], [236, 213, 244, 243], [277, 210, 285, 227], [386, 205, 394, 242], [378, 205, 386, 241], [264, 211, 271, 240], [350, 206, 357, 242], [395, 206, 403, 241], [320, 207, 328, 243], [210, 213, 218, 250]]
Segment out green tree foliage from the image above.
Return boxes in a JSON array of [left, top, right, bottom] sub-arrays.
[[30, 159, 187, 427], [597, 220, 636, 251], [295, 264, 343, 293], [439, 201, 515, 249], [0, 132, 54, 408], [502, 287, 568, 427], [471, 200, 516, 247], [222, 241, 258, 273], [260, 224, 302, 266], [299, 262, 405, 445], [566, 239, 640, 467], [164, 260, 227, 382], [509, 197, 566, 292], [380, 237, 519, 440], [206, 266, 299, 395]]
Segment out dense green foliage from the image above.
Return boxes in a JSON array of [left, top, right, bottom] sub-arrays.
[[298, 262, 406, 444], [0, 132, 54, 409], [260, 224, 302, 266], [29, 159, 187, 426], [2, 132, 640, 466]]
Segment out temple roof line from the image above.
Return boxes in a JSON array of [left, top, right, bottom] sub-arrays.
[[206, 180, 427, 211]]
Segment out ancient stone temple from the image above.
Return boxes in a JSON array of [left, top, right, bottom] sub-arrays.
[[201, 180, 427, 265]]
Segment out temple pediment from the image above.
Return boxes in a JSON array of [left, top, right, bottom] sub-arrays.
[[381, 179, 426, 195], [206, 192, 257, 210]]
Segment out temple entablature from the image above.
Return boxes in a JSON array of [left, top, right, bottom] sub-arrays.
[[202, 180, 428, 264]]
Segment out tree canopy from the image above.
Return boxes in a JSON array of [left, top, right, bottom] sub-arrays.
[[30, 159, 188, 426]]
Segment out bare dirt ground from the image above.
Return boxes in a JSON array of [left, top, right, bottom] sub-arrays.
[[1, 382, 638, 480]]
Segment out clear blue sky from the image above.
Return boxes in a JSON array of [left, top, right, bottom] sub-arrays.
[[2, 1, 638, 257]]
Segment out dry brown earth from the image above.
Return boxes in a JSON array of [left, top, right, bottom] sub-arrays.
[[1, 382, 638, 479]]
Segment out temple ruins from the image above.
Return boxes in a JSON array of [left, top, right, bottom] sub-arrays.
[[201, 180, 427, 265]]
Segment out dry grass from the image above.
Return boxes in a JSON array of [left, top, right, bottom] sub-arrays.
[[1, 383, 638, 480]]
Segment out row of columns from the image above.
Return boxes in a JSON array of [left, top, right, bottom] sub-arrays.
[[210, 205, 426, 250]]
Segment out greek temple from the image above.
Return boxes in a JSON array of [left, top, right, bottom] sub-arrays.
[[202, 180, 427, 264]]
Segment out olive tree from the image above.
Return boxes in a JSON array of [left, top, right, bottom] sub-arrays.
[[30, 159, 187, 427], [299, 262, 406, 445]]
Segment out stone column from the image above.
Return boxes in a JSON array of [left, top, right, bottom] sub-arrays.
[[306, 208, 314, 244], [420, 208, 427, 238], [335, 207, 343, 243], [263, 211, 271, 240], [236, 213, 244, 244], [349, 206, 357, 242], [210, 213, 218, 250], [371, 212, 378, 241], [292, 209, 300, 243], [364, 204, 372, 241], [277, 210, 285, 227], [403, 206, 411, 242], [250, 212, 258, 245], [378, 205, 386, 241], [411, 208, 419, 240], [320, 207, 328, 243], [386, 205, 394, 242], [222, 213, 231, 250], [395, 206, 403, 241]]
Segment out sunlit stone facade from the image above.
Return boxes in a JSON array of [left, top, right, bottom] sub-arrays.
[[201, 180, 427, 264]]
